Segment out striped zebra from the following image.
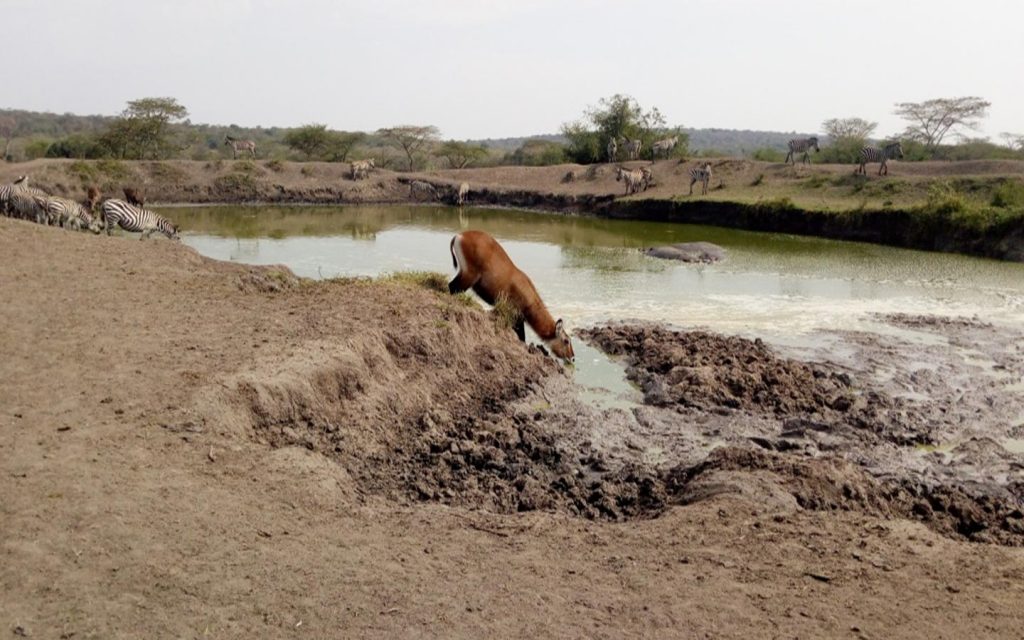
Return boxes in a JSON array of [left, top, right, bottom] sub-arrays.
[[606, 138, 617, 163], [639, 165, 654, 190], [688, 162, 713, 196], [224, 135, 256, 159], [623, 138, 642, 161], [9, 182, 50, 223], [615, 166, 645, 195], [651, 136, 678, 159], [409, 180, 438, 201], [350, 159, 375, 180], [857, 142, 904, 176], [37, 196, 102, 232], [785, 137, 820, 165], [101, 199, 179, 240], [0, 175, 29, 216]]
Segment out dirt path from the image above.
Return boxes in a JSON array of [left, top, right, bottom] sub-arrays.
[[2, 217, 1024, 638]]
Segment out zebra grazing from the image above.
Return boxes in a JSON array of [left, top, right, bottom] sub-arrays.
[[688, 162, 713, 196], [615, 166, 645, 195], [651, 136, 678, 159], [857, 142, 904, 176], [785, 137, 820, 165], [456, 182, 469, 206], [624, 138, 642, 161], [0, 176, 28, 216], [409, 180, 438, 201], [101, 199, 179, 240], [38, 196, 102, 233], [224, 135, 256, 159], [606, 138, 618, 163], [350, 159, 375, 180]]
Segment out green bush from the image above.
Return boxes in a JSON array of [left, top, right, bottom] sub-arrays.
[[923, 182, 968, 215], [991, 180, 1024, 208], [265, 159, 285, 173]]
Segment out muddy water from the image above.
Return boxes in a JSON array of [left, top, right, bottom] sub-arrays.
[[170, 204, 1024, 402]]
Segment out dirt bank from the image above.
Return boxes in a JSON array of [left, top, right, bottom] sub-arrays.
[[4, 157, 1024, 261], [2, 216, 1024, 637]]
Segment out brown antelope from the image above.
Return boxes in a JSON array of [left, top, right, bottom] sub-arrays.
[[123, 187, 145, 207], [448, 230, 574, 363]]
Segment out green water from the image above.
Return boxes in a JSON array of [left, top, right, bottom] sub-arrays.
[[169, 204, 1024, 405]]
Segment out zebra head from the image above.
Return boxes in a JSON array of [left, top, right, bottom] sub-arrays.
[[223, 135, 235, 145], [890, 141, 904, 159], [13, 175, 27, 185], [809, 137, 820, 152]]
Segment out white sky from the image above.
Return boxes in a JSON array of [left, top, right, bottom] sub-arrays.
[[3, 0, 1023, 140]]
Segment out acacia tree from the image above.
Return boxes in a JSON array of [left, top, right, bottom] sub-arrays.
[[1000, 133, 1024, 152], [561, 94, 684, 164], [822, 117, 877, 141], [98, 97, 189, 159], [433, 140, 488, 168], [819, 116, 879, 163], [894, 96, 990, 153], [376, 125, 440, 170]]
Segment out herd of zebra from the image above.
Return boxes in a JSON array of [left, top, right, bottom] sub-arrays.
[[785, 136, 906, 175], [0, 176, 180, 240]]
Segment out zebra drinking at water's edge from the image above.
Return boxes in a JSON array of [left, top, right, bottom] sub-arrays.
[[785, 137, 820, 165], [224, 135, 256, 159], [857, 142, 904, 176], [101, 199, 180, 240]]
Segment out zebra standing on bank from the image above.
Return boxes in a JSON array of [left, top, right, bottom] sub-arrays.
[[615, 166, 645, 195], [101, 199, 179, 240], [688, 161, 713, 195], [785, 137, 820, 165], [651, 136, 678, 159], [9, 178, 50, 223], [857, 141, 904, 176], [606, 138, 617, 163], [224, 135, 256, 159], [0, 175, 28, 216], [624, 138, 642, 161]]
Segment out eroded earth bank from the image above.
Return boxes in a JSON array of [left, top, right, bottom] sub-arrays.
[[1, 217, 1023, 638]]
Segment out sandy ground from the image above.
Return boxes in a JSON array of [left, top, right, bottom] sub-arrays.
[[2, 217, 1024, 638]]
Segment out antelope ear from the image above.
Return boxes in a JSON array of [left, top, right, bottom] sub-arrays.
[[555, 318, 564, 332]]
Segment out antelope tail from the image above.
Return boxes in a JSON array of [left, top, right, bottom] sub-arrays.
[[450, 235, 458, 269]]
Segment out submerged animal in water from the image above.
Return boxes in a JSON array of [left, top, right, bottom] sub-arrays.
[[448, 230, 574, 363]]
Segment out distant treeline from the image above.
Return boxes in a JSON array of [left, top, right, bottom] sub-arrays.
[[2, 105, 1021, 168]]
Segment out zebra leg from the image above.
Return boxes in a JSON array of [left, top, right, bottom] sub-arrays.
[[785, 151, 793, 164], [689, 179, 695, 195]]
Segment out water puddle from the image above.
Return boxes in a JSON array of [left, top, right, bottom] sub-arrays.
[[572, 341, 643, 412]]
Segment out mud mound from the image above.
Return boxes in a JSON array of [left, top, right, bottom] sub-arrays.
[[581, 324, 856, 415], [670, 446, 1024, 545], [209, 293, 665, 521], [580, 324, 931, 445]]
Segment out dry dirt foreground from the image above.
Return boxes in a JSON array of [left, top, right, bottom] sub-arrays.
[[2, 218, 1024, 639]]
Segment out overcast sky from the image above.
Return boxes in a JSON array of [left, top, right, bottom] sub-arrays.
[[3, 0, 1022, 140]]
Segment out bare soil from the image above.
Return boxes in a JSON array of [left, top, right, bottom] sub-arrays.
[[2, 217, 1024, 638]]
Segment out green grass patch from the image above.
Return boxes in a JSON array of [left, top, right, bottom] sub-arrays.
[[991, 180, 1024, 209], [265, 159, 285, 173]]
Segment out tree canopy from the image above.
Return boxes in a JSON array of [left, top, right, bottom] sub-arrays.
[[894, 97, 990, 152], [377, 125, 440, 170], [560, 94, 686, 164], [433, 140, 488, 168]]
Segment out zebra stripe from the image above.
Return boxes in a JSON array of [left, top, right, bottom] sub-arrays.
[[623, 139, 642, 160], [224, 135, 256, 159], [43, 196, 101, 232], [651, 136, 678, 158], [101, 199, 179, 240], [857, 142, 904, 176], [10, 185, 49, 222], [0, 175, 28, 216], [615, 166, 645, 195], [350, 159, 375, 180], [785, 137, 820, 165], [688, 162, 713, 196], [606, 138, 617, 163]]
